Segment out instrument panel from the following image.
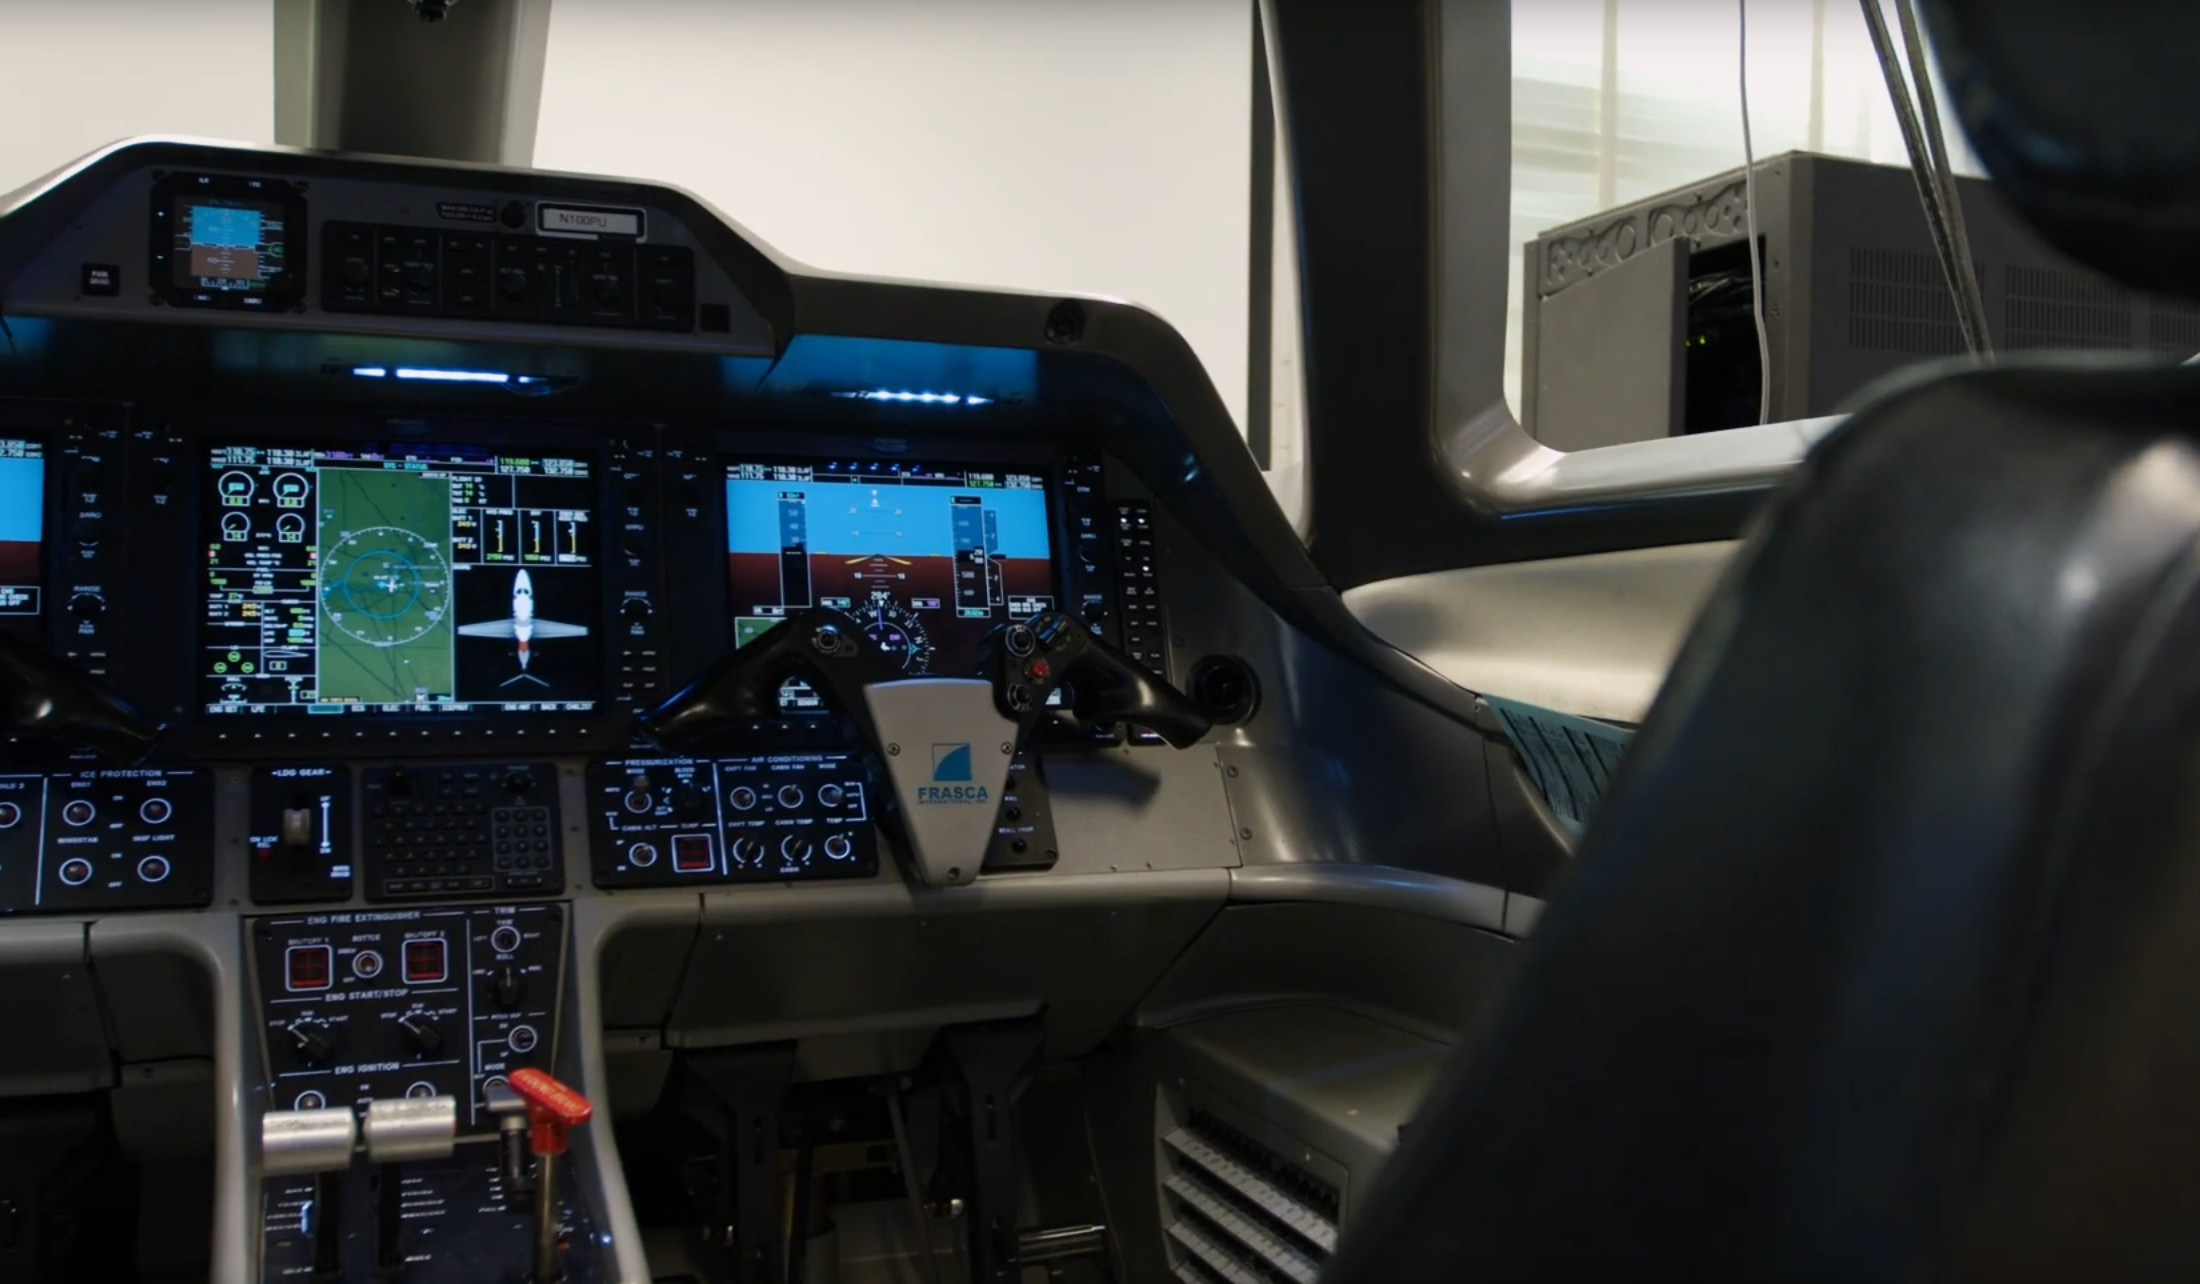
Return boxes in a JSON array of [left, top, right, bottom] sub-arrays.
[[0, 142, 1265, 1284], [0, 404, 1163, 912]]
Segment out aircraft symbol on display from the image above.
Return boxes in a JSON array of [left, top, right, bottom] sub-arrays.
[[456, 568, 588, 687]]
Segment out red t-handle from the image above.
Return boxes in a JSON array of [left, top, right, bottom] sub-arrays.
[[508, 1068, 593, 1157]]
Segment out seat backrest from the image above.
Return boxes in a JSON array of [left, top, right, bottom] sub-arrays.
[[1926, 0, 2200, 298], [1324, 7, 2200, 1279], [1328, 360, 2200, 1280]]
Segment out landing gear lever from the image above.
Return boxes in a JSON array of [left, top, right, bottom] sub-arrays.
[[509, 1067, 594, 1284], [0, 634, 164, 762]]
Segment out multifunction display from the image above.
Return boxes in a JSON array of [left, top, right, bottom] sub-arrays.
[[150, 173, 307, 310], [171, 197, 289, 295], [0, 438, 41, 639], [202, 444, 600, 715], [724, 460, 1055, 707]]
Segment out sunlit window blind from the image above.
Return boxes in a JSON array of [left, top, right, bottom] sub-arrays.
[[1505, 0, 1981, 420]]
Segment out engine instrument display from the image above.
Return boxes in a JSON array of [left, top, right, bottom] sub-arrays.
[[0, 439, 41, 639], [724, 460, 1055, 708], [201, 444, 600, 715]]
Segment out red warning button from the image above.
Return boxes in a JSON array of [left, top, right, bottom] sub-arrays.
[[403, 937, 448, 985], [286, 944, 333, 993], [671, 833, 716, 873]]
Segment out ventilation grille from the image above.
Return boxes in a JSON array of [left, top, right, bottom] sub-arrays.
[[2006, 265, 2134, 349], [2150, 299, 2200, 354], [1161, 1110, 1339, 1284], [1847, 247, 1969, 354]]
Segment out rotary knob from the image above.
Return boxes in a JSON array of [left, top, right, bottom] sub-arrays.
[[399, 1013, 444, 1056], [489, 965, 528, 1009], [287, 1018, 336, 1067]]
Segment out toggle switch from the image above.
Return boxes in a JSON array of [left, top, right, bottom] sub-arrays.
[[281, 807, 314, 849]]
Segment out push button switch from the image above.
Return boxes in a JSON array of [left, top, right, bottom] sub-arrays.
[[403, 937, 448, 985], [670, 833, 715, 873], [286, 944, 334, 993]]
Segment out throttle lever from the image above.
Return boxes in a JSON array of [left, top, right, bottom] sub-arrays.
[[982, 611, 1212, 748]]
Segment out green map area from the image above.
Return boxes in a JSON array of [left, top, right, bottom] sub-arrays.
[[315, 468, 454, 704]]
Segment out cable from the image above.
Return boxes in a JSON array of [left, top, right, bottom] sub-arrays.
[[1739, 0, 1773, 425], [886, 1083, 945, 1284], [1894, 0, 1990, 355], [1858, 0, 1984, 355]]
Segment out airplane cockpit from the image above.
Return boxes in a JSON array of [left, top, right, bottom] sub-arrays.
[[5, 1, 2200, 1281]]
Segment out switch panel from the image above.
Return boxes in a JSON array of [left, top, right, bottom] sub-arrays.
[[322, 220, 693, 331], [247, 765, 354, 905], [251, 903, 563, 1135], [1113, 500, 1167, 678], [587, 754, 879, 888], [0, 769, 213, 914]]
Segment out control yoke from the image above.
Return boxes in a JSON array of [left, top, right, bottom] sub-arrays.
[[0, 634, 165, 763], [637, 608, 1211, 887]]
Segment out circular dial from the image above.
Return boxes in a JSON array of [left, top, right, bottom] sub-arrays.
[[859, 588, 934, 673], [319, 527, 452, 648]]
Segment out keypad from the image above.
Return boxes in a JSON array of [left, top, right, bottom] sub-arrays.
[[364, 765, 562, 901]]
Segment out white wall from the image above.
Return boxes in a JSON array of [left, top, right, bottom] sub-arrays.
[[535, 0, 1253, 431], [0, 0, 273, 198]]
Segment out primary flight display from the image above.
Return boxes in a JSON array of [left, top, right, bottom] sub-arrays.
[[724, 460, 1055, 704], [200, 443, 599, 715], [0, 438, 41, 641]]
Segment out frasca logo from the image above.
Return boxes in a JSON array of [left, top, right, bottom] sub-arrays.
[[932, 744, 972, 782], [918, 743, 989, 804]]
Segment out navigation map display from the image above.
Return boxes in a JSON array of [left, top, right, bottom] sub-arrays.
[[202, 444, 599, 715], [725, 461, 1055, 707], [0, 439, 42, 640]]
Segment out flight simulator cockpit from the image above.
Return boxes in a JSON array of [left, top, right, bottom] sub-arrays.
[[0, 6, 1542, 1280], [17, 0, 2200, 1281]]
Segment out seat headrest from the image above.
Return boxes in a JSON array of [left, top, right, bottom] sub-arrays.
[[1926, 0, 2200, 298]]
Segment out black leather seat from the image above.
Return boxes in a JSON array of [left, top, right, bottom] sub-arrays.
[[1324, 4, 2200, 1279]]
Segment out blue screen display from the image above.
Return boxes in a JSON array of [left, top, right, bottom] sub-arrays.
[[0, 450, 40, 544], [0, 440, 44, 626], [724, 460, 1057, 686], [725, 474, 1050, 560], [187, 204, 265, 248]]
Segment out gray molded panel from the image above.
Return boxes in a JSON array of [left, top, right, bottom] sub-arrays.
[[1228, 864, 1506, 932], [672, 871, 1227, 1068], [1534, 236, 1688, 449], [1170, 1005, 1449, 1167], [0, 921, 108, 1096], [92, 930, 217, 1064], [1131, 475, 1504, 889], [595, 897, 703, 1032], [110, 1057, 217, 1164], [1136, 902, 1517, 1046], [1046, 746, 1241, 875]]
